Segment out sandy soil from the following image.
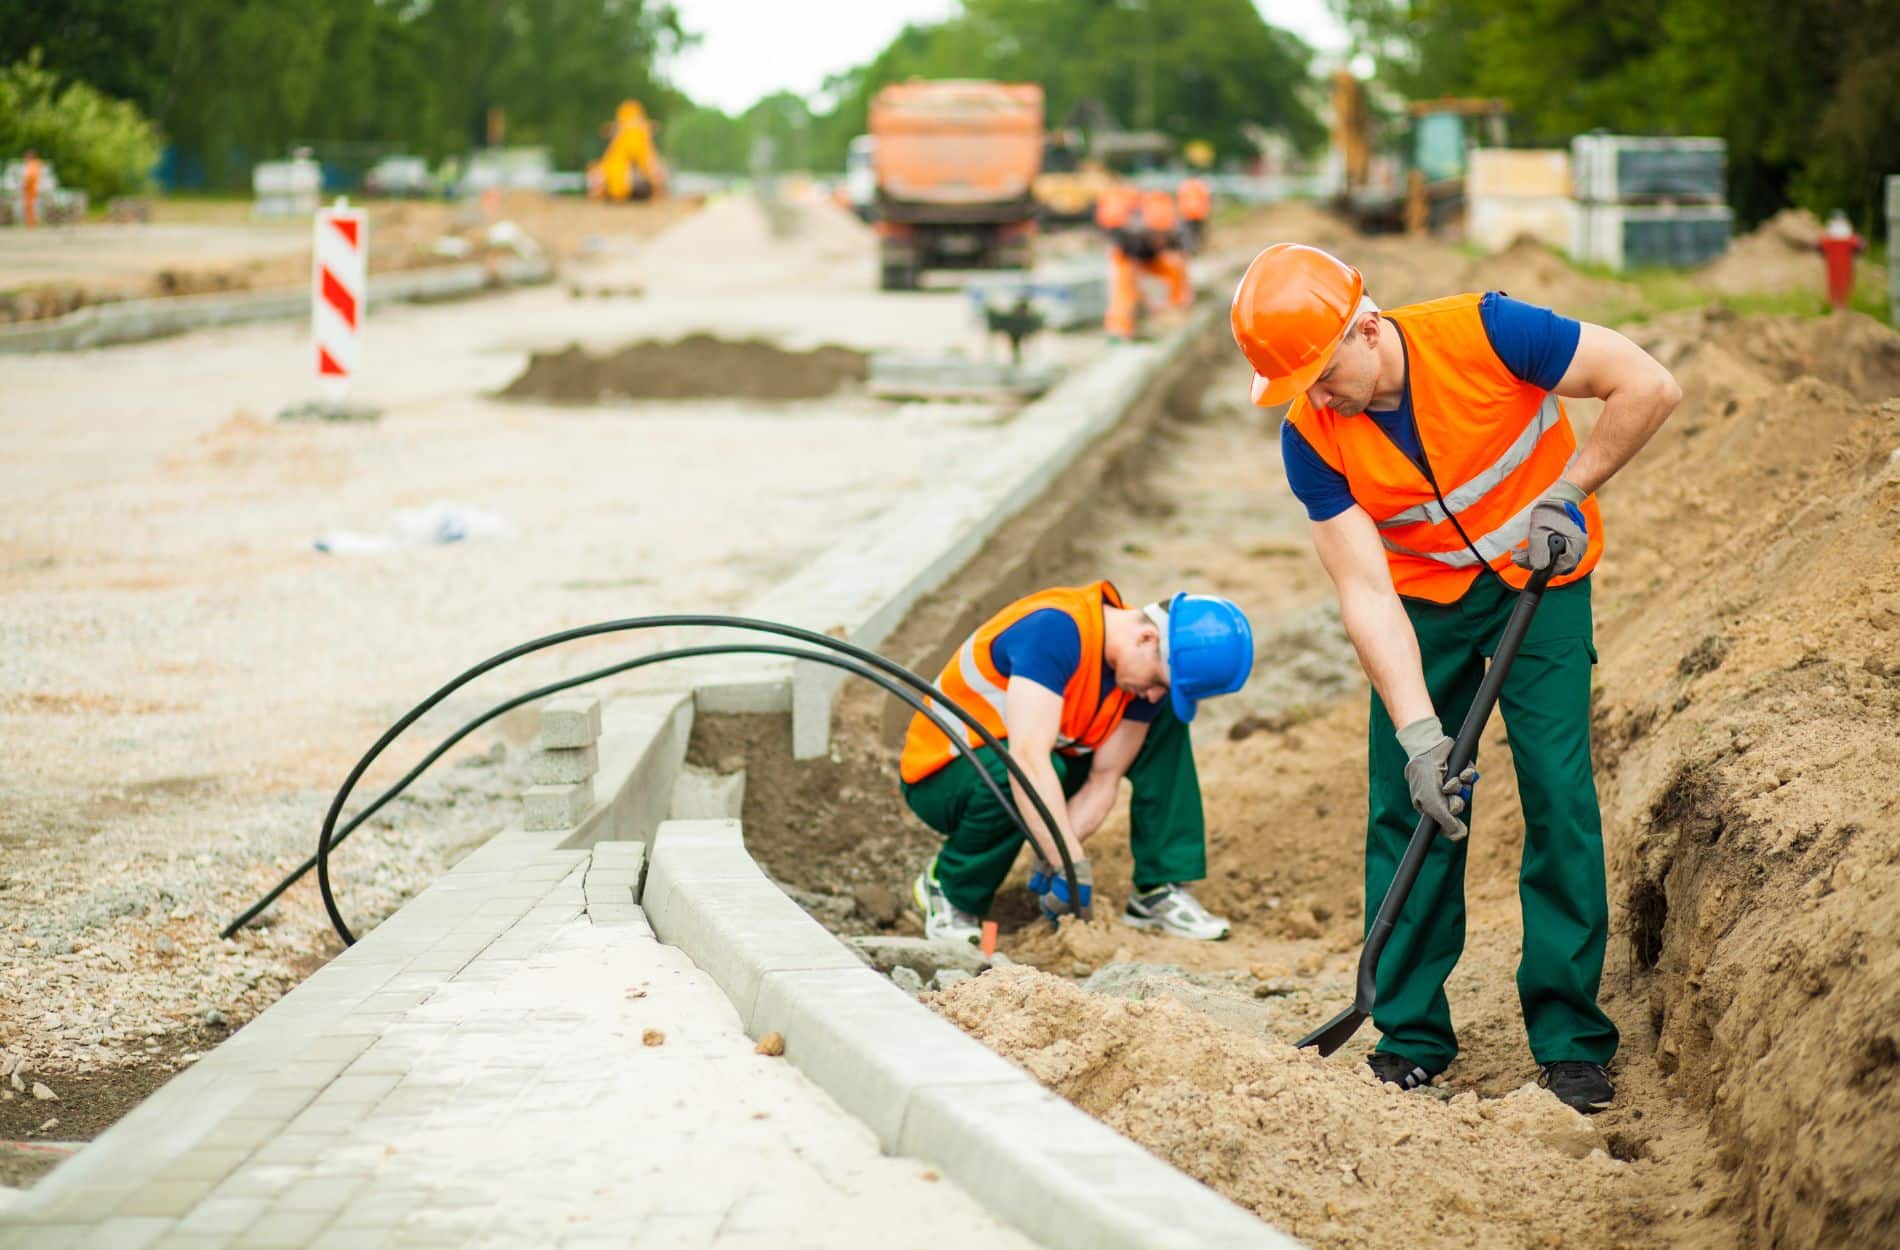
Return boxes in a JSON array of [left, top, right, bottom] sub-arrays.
[[0, 190, 1083, 1148], [0, 191, 693, 323], [731, 202, 1900, 1247], [501, 334, 869, 403]]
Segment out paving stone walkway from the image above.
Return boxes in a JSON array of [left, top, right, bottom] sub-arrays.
[[0, 836, 1035, 1250]]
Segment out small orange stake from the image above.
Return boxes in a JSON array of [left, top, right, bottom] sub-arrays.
[[980, 921, 999, 959]]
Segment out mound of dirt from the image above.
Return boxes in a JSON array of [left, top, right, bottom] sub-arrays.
[[933, 965, 1631, 1250], [1588, 309, 1900, 1247], [498, 333, 868, 403], [1697, 207, 1887, 300]]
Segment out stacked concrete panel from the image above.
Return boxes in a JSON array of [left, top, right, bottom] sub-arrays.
[[1466, 148, 1577, 255], [1571, 134, 1732, 271], [522, 696, 600, 830]]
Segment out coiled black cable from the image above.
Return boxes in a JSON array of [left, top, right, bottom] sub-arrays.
[[278, 615, 1080, 946]]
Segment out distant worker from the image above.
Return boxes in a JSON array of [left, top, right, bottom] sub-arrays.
[[1818, 211, 1865, 311], [20, 149, 42, 227], [901, 581, 1255, 945], [1098, 186, 1192, 341], [1229, 243, 1682, 1114], [1177, 177, 1212, 254]]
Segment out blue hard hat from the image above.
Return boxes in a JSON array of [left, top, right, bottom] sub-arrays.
[[1164, 592, 1255, 723]]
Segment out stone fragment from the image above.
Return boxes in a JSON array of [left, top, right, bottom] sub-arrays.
[[30, 1082, 56, 1102], [754, 1032, 785, 1057], [890, 966, 925, 993], [641, 1029, 665, 1047]]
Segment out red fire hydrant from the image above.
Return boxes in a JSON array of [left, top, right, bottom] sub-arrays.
[[1818, 212, 1866, 311]]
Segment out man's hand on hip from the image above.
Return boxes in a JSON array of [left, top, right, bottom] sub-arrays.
[[1397, 717, 1477, 841], [1513, 480, 1587, 576]]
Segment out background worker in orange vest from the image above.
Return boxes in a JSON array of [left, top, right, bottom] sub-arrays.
[[1176, 176, 1212, 254], [1230, 243, 1682, 1114], [19, 149, 43, 227], [1097, 185, 1192, 341], [900, 582, 1254, 944]]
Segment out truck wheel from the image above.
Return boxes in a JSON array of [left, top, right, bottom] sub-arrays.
[[880, 264, 916, 292]]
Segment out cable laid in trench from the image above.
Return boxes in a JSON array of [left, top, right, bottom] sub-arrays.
[[229, 641, 1054, 941], [295, 615, 1079, 945]]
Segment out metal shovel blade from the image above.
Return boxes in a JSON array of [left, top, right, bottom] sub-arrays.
[[1296, 1002, 1369, 1056]]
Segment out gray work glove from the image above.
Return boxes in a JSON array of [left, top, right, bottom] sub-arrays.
[[1038, 857, 1093, 923], [1397, 716, 1477, 841], [1511, 479, 1587, 576]]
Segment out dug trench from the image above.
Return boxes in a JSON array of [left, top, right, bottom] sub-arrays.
[[688, 292, 1900, 1245]]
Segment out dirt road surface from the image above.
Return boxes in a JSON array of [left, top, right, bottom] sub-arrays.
[[0, 189, 1097, 1166], [729, 202, 1900, 1248]]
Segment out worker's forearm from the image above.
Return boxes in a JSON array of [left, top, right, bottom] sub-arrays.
[[1340, 582, 1434, 728], [1565, 378, 1681, 495], [1009, 752, 1082, 862], [1065, 773, 1123, 842]]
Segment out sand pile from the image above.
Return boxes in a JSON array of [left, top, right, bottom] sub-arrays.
[[933, 965, 1631, 1250], [1586, 308, 1900, 1247], [498, 333, 868, 403], [1697, 207, 1887, 300]]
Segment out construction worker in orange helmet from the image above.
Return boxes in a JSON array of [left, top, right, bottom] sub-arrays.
[[901, 582, 1254, 945], [1098, 185, 1192, 341], [1229, 242, 1682, 1114]]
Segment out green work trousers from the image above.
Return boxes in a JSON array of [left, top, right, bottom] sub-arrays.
[[1366, 573, 1618, 1073], [902, 702, 1206, 916]]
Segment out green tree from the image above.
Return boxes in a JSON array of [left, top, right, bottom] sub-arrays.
[[1340, 0, 1900, 231], [805, 0, 1325, 171], [0, 52, 163, 200]]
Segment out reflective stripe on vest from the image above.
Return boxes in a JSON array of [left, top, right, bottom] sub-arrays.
[[1284, 292, 1604, 603], [899, 581, 1130, 785]]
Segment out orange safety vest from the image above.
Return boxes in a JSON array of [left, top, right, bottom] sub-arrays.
[[899, 581, 1135, 784], [1177, 178, 1211, 222], [1285, 292, 1604, 604]]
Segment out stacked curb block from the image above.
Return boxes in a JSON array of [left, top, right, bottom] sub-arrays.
[[0, 256, 554, 355], [645, 820, 1300, 1250]]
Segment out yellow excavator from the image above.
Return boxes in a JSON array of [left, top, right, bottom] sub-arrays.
[[589, 100, 666, 202]]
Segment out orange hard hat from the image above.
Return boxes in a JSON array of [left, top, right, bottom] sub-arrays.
[[1229, 243, 1365, 407]]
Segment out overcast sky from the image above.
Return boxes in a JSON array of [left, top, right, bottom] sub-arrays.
[[664, 0, 1352, 115]]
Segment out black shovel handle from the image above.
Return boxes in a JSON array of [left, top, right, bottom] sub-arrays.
[[1297, 534, 1566, 1055]]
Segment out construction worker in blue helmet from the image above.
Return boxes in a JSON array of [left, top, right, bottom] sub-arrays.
[[899, 580, 1254, 943]]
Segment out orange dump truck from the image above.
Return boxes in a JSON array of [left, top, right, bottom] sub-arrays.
[[870, 80, 1043, 290]]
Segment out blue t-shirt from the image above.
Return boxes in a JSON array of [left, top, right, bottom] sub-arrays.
[[990, 609, 1162, 724], [1280, 292, 1582, 522]]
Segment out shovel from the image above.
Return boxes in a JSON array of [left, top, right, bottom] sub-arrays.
[[1297, 535, 1566, 1056]]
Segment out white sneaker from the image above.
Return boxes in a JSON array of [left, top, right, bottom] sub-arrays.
[[1122, 884, 1230, 941], [914, 862, 981, 945]]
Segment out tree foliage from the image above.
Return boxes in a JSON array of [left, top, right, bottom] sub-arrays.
[[1341, 0, 1900, 230], [805, 0, 1324, 171], [1, 0, 688, 186], [0, 52, 162, 200]]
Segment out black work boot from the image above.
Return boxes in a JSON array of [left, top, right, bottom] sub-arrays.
[[1540, 1061, 1615, 1113], [1366, 1051, 1439, 1090]]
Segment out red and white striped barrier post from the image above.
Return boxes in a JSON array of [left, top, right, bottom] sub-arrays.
[[313, 198, 366, 401]]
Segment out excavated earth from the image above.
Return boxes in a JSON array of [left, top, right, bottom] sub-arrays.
[[498, 333, 869, 403], [713, 207, 1900, 1248]]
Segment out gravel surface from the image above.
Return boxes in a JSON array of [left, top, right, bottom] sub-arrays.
[[0, 190, 1100, 1145]]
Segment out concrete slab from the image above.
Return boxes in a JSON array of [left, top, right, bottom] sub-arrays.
[[0, 838, 1035, 1250]]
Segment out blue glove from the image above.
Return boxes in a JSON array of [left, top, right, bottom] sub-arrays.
[[1026, 843, 1056, 898], [1039, 858, 1093, 923], [1513, 480, 1587, 576]]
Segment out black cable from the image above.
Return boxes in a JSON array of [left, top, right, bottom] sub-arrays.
[[226, 642, 1046, 939], [308, 615, 1082, 946]]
